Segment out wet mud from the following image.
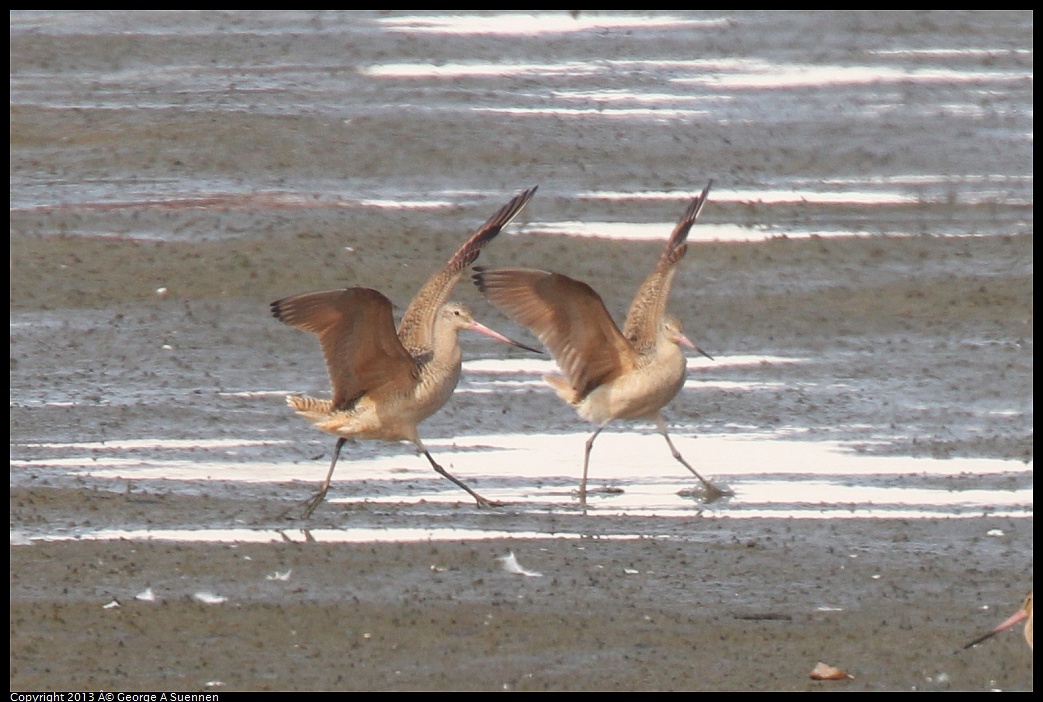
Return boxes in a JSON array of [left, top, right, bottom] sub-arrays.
[[10, 10, 1033, 691]]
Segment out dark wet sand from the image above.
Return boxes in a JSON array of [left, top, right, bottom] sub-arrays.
[[10, 11, 1033, 692], [7, 515, 1033, 691], [10, 229, 1033, 691]]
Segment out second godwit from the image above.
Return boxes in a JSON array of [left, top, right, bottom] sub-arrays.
[[273, 186, 539, 517], [473, 181, 732, 507], [964, 590, 1034, 651]]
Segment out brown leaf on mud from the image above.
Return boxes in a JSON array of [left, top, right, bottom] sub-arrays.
[[810, 661, 854, 680]]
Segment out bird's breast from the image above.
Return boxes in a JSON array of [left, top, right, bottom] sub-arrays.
[[574, 347, 687, 423], [411, 359, 462, 420]]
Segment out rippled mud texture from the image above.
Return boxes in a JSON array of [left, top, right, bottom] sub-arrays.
[[10, 10, 1033, 692], [7, 517, 1034, 691], [10, 233, 1034, 691]]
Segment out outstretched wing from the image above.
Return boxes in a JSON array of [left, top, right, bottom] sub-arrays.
[[397, 186, 538, 355], [271, 287, 418, 409], [623, 181, 712, 352], [473, 267, 636, 400]]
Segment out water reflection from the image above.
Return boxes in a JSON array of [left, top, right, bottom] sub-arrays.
[[10, 11, 1033, 547], [375, 13, 726, 37], [20, 527, 645, 545], [363, 56, 1027, 88], [12, 432, 1032, 520], [13, 182, 1021, 243]]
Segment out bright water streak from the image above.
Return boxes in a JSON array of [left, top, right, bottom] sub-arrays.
[[11, 433, 1032, 524]]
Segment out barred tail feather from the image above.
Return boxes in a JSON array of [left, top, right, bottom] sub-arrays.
[[287, 395, 333, 420]]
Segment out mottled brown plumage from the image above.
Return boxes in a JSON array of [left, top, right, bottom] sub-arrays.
[[474, 181, 730, 507], [272, 186, 538, 517]]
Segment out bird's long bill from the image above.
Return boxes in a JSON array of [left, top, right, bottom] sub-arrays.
[[963, 607, 1029, 649], [468, 320, 544, 354], [677, 332, 714, 361]]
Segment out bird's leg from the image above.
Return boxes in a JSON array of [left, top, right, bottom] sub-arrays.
[[417, 440, 501, 508], [299, 436, 347, 518], [656, 415, 733, 501], [580, 421, 610, 509]]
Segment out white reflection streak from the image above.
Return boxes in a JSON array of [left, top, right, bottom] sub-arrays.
[[675, 61, 1024, 89], [584, 188, 922, 205], [362, 55, 1022, 88], [12, 503, 1031, 547], [870, 48, 1032, 58], [24, 434, 1031, 484], [478, 106, 709, 119], [376, 14, 722, 37], [361, 62, 586, 79], [17, 438, 290, 451], [22, 528, 630, 545]]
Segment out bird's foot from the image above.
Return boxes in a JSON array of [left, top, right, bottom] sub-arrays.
[[299, 491, 328, 518], [701, 482, 734, 504]]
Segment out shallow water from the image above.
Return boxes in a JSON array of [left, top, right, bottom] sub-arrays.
[[11, 347, 1032, 535], [10, 10, 1033, 242], [8, 12, 1033, 691]]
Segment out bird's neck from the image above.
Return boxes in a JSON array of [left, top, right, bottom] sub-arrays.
[[421, 318, 464, 372], [656, 330, 688, 369]]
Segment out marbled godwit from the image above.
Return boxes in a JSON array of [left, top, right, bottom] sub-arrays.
[[964, 590, 1033, 651], [273, 186, 539, 517], [473, 181, 731, 507]]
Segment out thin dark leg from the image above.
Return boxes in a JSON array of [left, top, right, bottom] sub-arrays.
[[580, 421, 610, 508], [656, 416, 733, 501], [300, 436, 347, 518], [418, 440, 500, 508]]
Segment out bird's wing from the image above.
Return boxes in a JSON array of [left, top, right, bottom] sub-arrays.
[[623, 180, 712, 352], [473, 267, 636, 400], [271, 287, 418, 409], [397, 186, 538, 355]]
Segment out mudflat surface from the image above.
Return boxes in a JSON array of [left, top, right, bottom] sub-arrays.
[[10, 11, 1033, 691]]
